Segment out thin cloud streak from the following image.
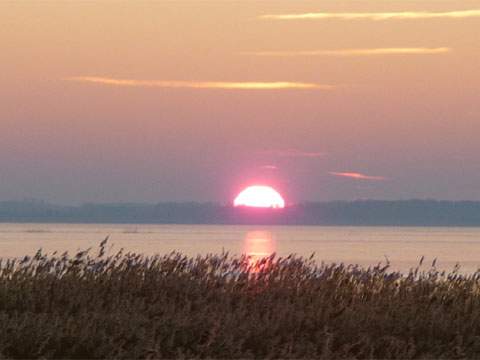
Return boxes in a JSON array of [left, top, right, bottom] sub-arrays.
[[329, 172, 387, 181], [260, 9, 480, 21], [243, 47, 451, 57], [263, 149, 326, 158], [260, 165, 279, 170], [65, 76, 333, 90]]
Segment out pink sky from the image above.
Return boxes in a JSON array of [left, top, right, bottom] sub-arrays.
[[1, 1, 480, 203]]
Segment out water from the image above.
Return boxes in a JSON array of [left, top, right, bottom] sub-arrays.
[[1, 223, 480, 272]]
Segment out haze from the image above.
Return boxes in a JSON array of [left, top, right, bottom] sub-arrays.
[[1, 1, 479, 204]]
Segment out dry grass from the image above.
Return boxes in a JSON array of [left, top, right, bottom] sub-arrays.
[[1, 239, 480, 359]]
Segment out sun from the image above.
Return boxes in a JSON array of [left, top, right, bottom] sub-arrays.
[[233, 185, 285, 208]]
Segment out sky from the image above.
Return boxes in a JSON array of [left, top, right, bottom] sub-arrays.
[[1, 1, 480, 204]]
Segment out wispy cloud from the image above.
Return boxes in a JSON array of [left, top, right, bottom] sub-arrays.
[[260, 9, 480, 21], [329, 172, 387, 181], [260, 165, 279, 170], [242, 47, 451, 57], [263, 149, 325, 158], [64, 76, 333, 90]]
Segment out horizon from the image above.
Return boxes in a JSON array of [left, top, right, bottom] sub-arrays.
[[5, 197, 480, 207], [2, 198, 480, 227]]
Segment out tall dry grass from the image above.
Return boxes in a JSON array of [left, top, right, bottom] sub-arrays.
[[1, 238, 480, 359]]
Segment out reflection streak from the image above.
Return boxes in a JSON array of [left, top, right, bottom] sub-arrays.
[[243, 231, 276, 271]]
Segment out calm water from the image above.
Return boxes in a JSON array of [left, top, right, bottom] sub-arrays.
[[1, 223, 480, 272]]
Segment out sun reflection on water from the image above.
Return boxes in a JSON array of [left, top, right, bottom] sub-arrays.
[[243, 231, 276, 271]]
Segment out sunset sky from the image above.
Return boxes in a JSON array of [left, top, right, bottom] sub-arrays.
[[2, 1, 480, 204]]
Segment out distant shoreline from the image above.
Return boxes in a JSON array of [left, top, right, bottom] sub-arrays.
[[1, 221, 480, 228], [1, 199, 480, 226]]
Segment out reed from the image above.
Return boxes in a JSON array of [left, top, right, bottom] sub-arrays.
[[1, 238, 480, 359]]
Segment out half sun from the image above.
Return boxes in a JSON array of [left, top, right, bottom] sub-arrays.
[[234, 185, 285, 209]]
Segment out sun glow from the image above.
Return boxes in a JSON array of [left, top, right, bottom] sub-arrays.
[[234, 186, 285, 208]]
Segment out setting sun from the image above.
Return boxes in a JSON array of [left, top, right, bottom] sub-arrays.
[[233, 185, 285, 208]]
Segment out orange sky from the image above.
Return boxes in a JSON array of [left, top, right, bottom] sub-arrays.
[[1, 1, 480, 203]]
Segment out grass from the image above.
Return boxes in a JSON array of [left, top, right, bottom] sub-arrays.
[[1, 239, 480, 359]]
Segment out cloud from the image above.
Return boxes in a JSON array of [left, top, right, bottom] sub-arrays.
[[260, 9, 480, 21], [260, 165, 279, 170], [329, 172, 387, 181], [242, 47, 451, 57], [64, 76, 333, 90], [263, 149, 325, 158]]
